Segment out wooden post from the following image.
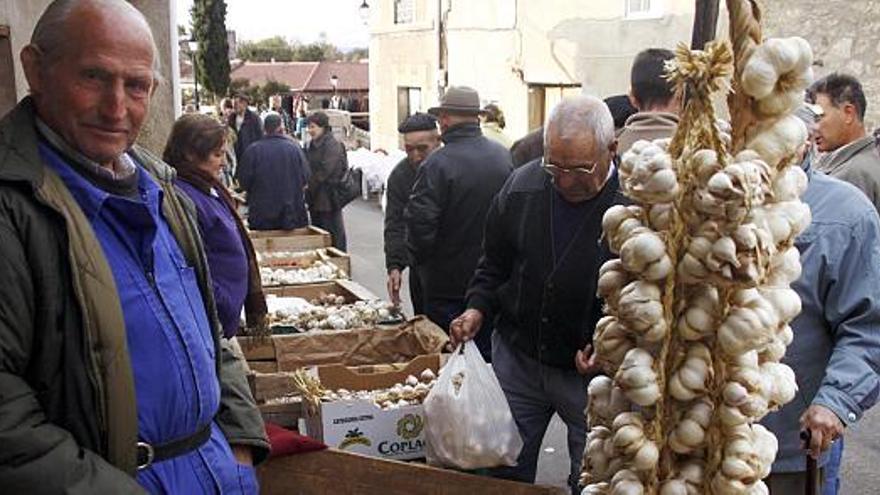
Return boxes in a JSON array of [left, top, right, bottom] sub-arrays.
[[691, 0, 721, 49]]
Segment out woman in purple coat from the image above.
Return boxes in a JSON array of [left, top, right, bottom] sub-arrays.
[[163, 114, 267, 337]]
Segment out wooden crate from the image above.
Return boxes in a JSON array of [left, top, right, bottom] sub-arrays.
[[248, 355, 440, 404], [258, 400, 302, 430], [258, 247, 351, 276], [258, 449, 567, 495], [263, 279, 376, 302], [249, 226, 331, 253], [239, 315, 448, 372], [249, 356, 442, 440]]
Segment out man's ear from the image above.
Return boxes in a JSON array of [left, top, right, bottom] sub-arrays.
[[609, 139, 619, 158], [20, 44, 45, 95], [842, 102, 858, 125]]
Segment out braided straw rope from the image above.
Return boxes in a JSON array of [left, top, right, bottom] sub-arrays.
[[664, 41, 733, 495], [727, 0, 764, 152]]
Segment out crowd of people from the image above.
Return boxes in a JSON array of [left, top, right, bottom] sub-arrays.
[[384, 49, 880, 495], [2, 1, 880, 495]]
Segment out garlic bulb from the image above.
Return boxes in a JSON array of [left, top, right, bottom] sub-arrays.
[[599, 260, 632, 308], [594, 316, 636, 370], [582, 483, 610, 495], [711, 424, 777, 495], [620, 230, 673, 281], [648, 203, 674, 231], [609, 469, 646, 495], [660, 461, 705, 495], [741, 37, 813, 118], [588, 376, 631, 427], [260, 260, 344, 286], [620, 140, 680, 203], [617, 281, 666, 342], [676, 286, 719, 341], [746, 115, 808, 169], [603, 205, 647, 253], [668, 344, 713, 401], [668, 399, 713, 454], [615, 349, 661, 407]]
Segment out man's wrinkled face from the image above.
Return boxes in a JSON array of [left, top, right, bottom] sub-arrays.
[[23, 7, 156, 168], [544, 128, 614, 203], [403, 130, 440, 166], [814, 93, 850, 153]]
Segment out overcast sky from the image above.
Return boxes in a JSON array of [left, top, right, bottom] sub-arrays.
[[176, 0, 369, 49]]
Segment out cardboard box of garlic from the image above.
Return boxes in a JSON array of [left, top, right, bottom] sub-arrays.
[[238, 315, 449, 372], [256, 247, 351, 274], [265, 295, 397, 333], [260, 260, 348, 287], [581, 25, 814, 495], [297, 355, 441, 461]]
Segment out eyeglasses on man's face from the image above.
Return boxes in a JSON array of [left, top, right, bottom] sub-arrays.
[[541, 157, 601, 177]]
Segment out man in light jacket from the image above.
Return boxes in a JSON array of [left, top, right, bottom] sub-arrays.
[[810, 73, 880, 214], [761, 106, 880, 494], [616, 48, 681, 154]]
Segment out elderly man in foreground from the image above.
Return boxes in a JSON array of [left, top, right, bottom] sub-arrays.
[[0, 1, 267, 493], [451, 95, 624, 495]]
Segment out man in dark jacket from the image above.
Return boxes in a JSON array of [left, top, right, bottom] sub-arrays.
[[451, 95, 623, 494], [0, 1, 268, 493], [405, 86, 512, 360], [229, 93, 264, 164], [384, 113, 441, 313], [239, 113, 311, 230]]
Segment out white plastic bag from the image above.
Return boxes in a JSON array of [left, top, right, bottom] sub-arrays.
[[423, 341, 524, 469]]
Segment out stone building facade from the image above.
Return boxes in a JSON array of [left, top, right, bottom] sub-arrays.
[[764, 0, 880, 128]]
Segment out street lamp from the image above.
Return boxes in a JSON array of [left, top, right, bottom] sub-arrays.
[[358, 0, 370, 24], [330, 74, 339, 93], [182, 38, 201, 111]]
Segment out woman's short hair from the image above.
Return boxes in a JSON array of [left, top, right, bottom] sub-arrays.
[[163, 113, 227, 172], [307, 111, 331, 130]]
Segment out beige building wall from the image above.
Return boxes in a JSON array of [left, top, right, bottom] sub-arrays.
[[764, 0, 880, 128], [368, 0, 697, 152], [0, 0, 178, 155]]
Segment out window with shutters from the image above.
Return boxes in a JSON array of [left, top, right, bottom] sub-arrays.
[[394, 0, 415, 24], [625, 0, 663, 19]]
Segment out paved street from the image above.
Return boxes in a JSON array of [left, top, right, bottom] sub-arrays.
[[342, 197, 880, 494]]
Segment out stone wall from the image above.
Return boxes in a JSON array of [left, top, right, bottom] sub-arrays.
[[763, 0, 880, 129]]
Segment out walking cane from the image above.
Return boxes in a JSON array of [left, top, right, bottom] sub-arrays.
[[800, 430, 819, 495]]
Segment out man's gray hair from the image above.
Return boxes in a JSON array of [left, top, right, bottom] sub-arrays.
[[544, 95, 615, 150], [263, 112, 284, 134], [30, 0, 163, 83]]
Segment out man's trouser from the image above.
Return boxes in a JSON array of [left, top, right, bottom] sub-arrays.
[[311, 209, 346, 251], [767, 468, 826, 494], [490, 332, 588, 495]]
